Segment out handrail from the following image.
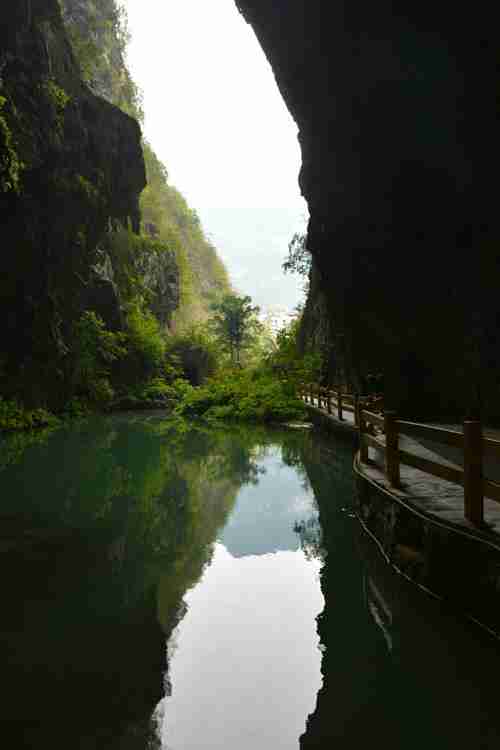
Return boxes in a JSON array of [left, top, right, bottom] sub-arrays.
[[299, 382, 499, 528]]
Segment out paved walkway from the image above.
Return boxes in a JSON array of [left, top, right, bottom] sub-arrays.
[[308, 398, 356, 428], [307, 400, 500, 541]]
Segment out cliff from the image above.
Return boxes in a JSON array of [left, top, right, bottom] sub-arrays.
[[61, 0, 231, 329], [0, 0, 146, 407], [235, 1, 498, 420], [0, 0, 229, 411]]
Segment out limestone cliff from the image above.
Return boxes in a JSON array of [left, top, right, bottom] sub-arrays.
[[0, 0, 146, 407], [61, 0, 231, 329], [235, 1, 498, 420]]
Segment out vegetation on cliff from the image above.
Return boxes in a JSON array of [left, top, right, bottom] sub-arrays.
[[0, 0, 232, 425], [60, 0, 231, 328], [0, 0, 313, 432]]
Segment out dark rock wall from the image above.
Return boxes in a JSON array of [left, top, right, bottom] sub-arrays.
[[0, 0, 145, 407], [236, 1, 498, 420]]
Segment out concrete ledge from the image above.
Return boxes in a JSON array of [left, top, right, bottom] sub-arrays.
[[305, 404, 358, 438], [354, 453, 500, 637]]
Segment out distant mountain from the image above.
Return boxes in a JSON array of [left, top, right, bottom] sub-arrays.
[[199, 206, 308, 310]]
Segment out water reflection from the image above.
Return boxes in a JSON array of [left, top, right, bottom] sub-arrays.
[[4, 417, 500, 749], [299, 434, 500, 749], [0, 418, 321, 748], [219, 448, 320, 557], [158, 443, 325, 749], [160, 543, 323, 750]]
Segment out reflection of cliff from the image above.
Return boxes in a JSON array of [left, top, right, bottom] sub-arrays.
[[0, 417, 244, 749], [220, 448, 319, 557], [299, 434, 500, 748], [298, 435, 394, 748]]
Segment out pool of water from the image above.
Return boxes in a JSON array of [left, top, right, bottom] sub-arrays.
[[1, 414, 500, 748]]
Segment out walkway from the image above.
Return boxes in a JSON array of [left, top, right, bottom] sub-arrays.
[[362, 431, 500, 538], [306, 398, 500, 541]]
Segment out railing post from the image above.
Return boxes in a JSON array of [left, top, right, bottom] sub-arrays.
[[358, 406, 369, 463], [354, 393, 359, 427], [463, 420, 483, 526], [327, 389, 332, 414], [337, 384, 343, 421], [384, 411, 400, 487], [310, 384, 314, 406]]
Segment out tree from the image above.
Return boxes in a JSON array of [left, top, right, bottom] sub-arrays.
[[209, 294, 261, 366], [282, 233, 311, 277]]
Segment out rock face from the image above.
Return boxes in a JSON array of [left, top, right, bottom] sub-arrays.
[[235, 1, 498, 419], [134, 244, 180, 330], [0, 0, 146, 407]]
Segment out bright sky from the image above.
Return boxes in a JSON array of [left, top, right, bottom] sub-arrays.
[[122, 0, 308, 308]]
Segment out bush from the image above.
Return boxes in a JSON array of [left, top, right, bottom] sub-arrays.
[[164, 326, 217, 385], [175, 369, 306, 423], [126, 304, 165, 373], [0, 397, 59, 432], [72, 310, 126, 406]]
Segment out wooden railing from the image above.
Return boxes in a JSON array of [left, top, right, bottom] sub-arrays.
[[299, 384, 382, 425], [299, 383, 500, 528], [359, 409, 500, 527]]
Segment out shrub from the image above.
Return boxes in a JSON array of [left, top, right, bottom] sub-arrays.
[[164, 326, 217, 385], [72, 311, 126, 405], [126, 304, 165, 373], [0, 397, 59, 432], [175, 369, 306, 424]]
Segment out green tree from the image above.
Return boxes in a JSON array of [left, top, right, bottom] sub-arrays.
[[282, 233, 311, 277], [72, 311, 126, 405], [209, 294, 261, 367]]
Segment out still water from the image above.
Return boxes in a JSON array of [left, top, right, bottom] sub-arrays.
[[1, 414, 500, 749]]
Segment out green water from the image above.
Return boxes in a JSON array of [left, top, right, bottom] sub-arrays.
[[1, 414, 500, 748]]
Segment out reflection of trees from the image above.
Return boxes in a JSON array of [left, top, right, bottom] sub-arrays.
[[0, 416, 326, 749], [293, 517, 325, 561], [0, 416, 249, 750]]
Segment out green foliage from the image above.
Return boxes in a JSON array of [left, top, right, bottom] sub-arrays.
[[106, 225, 177, 307], [61, 0, 143, 121], [0, 94, 24, 193], [72, 311, 127, 406], [62, 397, 92, 418], [173, 369, 306, 424], [126, 303, 166, 373], [42, 78, 71, 111], [75, 174, 99, 202], [41, 77, 71, 136], [209, 294, 261, 366], [283, 233, 311, 277], [140, 142, 231, 327], [266, 317, 323, 386], [0, 397, 59, 432], [164, 326, 218, 385], [61, 1, 230, 327]]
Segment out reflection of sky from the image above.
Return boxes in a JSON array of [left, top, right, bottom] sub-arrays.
[[160, 543, 323, 750], [219, 448, 318, 557]]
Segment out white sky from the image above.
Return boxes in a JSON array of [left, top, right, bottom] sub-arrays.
[[122, 0, 308, 308]]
